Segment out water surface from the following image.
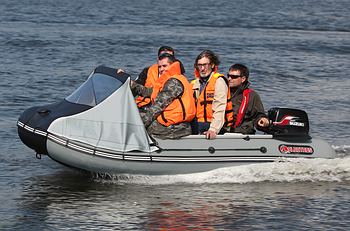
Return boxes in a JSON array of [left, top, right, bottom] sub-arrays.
[[1, 0, 350, 230]]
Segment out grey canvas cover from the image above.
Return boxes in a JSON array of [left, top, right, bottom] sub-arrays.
[[48, 78, 157, 153]]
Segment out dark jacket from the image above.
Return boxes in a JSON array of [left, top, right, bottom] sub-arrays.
[[230, 81, 267, 134]]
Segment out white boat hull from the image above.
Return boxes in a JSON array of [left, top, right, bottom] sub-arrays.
[[17, 66, 338, 175], [46, 133, 337, 175]]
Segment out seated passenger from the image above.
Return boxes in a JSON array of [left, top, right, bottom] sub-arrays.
[[134, 46, 185, 114], [131, 54, 196, 139], [191, 50, 234, 140], [227, 64, 269, 134]]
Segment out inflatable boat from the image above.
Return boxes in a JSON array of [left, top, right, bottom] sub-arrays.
[[17, 66, 338, 175]]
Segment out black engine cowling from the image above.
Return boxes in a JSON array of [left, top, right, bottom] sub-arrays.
[[265, 108, 311, 140]]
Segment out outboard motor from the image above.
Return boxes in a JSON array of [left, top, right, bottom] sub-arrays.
[[265, 107, 311, 140]]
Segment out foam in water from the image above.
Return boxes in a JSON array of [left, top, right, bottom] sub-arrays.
[[332, 145, 350, 158], [94, 156, 350, 185]]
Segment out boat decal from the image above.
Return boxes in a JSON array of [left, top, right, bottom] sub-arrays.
[[278, 144, 314, 155], [273, 115, 305, 127]]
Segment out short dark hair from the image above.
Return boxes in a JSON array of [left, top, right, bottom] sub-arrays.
[[158, 46, 175, 57], [158, 53, 175, 65], [229, 64, 249, 80], [194, 50, 221, 67]]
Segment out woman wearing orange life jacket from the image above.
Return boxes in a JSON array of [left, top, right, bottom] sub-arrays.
[[131, 55, 195, 139], [192, 50, 234, 140]]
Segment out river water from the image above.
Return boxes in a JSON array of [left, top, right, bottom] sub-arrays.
[[1, 0, 350, 230]]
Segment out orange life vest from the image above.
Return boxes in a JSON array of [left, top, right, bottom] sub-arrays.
[[196, 73, 234, 127], [135, 64, 158, 107], [151, 62, 196, 126]]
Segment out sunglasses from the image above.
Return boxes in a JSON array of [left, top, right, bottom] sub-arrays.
[[227, 74, 243, 79], [158, 53, 175, 61]]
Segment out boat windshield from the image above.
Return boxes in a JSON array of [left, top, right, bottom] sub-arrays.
[[65, 73, 123, 107]]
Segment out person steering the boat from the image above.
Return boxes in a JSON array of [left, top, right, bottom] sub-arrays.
[[130, 53, 196, 139], [192, 50, 234, 140], [134, 46, 185, 115], [227, 64, 269, 134]]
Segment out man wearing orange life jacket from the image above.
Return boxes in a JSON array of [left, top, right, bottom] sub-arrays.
[[227, 64, 269, 134], [131, 54, 196, 139], [192, 50, 234, 140], [134, 46, 185, 113]]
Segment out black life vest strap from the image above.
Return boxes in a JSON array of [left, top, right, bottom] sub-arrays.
[[161, 112, 168, 124], [178, 98, 186, 121], [160, 98, 186, 124], [136, 97, 146, 105]]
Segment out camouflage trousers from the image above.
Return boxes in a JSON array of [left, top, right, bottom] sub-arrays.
[[146, 120, 192, 140]]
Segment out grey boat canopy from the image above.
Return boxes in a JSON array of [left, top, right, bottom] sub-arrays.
[[48, 67, 158, 153]]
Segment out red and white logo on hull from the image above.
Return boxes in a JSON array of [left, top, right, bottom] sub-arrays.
[[279, 144, 314, 154]]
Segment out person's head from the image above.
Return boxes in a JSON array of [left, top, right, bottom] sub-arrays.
[[227, 64, 249, 88], [158, 53, 175, 75], [194, 50, 220, 78], [158, 46, 175, 58]]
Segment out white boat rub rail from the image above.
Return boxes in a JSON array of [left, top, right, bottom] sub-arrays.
[[19, 121, 317, 164], [17, 121, 48, 137], [45, 132, 310, 163], [17, 121, 273, 140]]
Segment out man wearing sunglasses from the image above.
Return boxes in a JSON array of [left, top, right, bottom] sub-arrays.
[[134, 46, 185, 113], [227, 64, 269, 134], [192, 50, 234, 140]]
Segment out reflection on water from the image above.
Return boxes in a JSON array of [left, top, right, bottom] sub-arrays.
[[12, 168, 350, 230]]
